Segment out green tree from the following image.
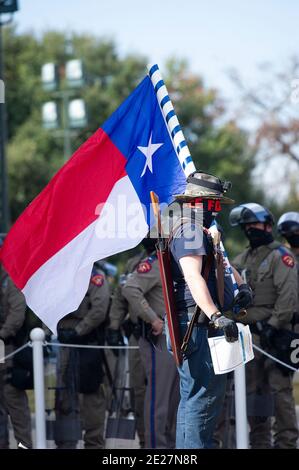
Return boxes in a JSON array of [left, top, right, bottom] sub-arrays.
[[4, 26, 146, 221], [4, 25, 44, 140]]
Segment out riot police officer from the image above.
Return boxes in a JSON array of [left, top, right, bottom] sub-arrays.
[[56, 265, 110, 449], [277, 211, 299, 333], [107, 249, 147, 448], [0, 263, 32, 449], [230, 203, 299, 449]]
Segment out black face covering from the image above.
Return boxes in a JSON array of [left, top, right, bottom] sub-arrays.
[[189, 209, 216, 229], [203, 211, 216, 228], [285, 234, 299, 248], [244, 227, 274, 248]]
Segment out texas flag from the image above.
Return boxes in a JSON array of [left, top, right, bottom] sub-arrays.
[[0, 67, 193, 332]]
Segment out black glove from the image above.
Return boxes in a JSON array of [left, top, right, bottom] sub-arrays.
[[57, 328, 80, 344], [259, 323, 277, 350], [106, 328, 125, 356], [233, 284, 253, 310], [211, 313, 239, 343]]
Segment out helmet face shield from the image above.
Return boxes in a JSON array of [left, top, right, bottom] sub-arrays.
[[229, 206, 246, 226], [229, 203, 274, 227], [279, 222, 299, 236], [229, 206, 261, 226], [277, 212, 299, 236]]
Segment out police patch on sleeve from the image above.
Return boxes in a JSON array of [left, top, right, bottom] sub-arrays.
[[137, 261, 152, 274], [281, 254, 295, 268], [91, 274, 104, 286]]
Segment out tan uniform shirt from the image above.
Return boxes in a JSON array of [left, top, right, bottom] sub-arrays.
[[109, 252, 145, 329], [233, 242, 297, 329], [57, 269, 110, 336], [0, 266, 26, 340], [122, 255, 164, 324]]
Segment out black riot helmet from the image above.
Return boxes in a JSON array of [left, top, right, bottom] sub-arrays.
[[277, 212, 299, 237], [229, 203, 275, 227]]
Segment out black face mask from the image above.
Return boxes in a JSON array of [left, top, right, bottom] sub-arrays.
[[203, 212, 216, 228], [189, 209, 216, 228], [285, 234, 299, 248], [244, 227, 273, 248]]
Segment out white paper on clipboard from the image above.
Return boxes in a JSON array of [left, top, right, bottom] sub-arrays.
[[208, 323, 254, 375]]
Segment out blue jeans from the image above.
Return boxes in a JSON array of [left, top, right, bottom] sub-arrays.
[[165, 313, 227, 449]]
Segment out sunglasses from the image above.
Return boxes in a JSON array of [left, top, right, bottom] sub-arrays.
[[186, 199, 222, 212]]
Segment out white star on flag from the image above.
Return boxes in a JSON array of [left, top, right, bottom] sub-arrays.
[[137, 133, 163, 177]]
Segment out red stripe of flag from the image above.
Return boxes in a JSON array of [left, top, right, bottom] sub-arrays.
[[1, 128, 127, 289]]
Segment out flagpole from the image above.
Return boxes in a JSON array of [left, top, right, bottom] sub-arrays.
[[148, 66, 241, 303], [148, 64, 196, 177], [148, 63, 242, 303], [149, 63, 242, 300], [149, 64, 249, 448]]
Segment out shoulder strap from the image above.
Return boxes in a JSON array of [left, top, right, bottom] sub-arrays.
[[181, 251, 213, 354], [270, 241, 282, 250], [206, 226, 225, 309], [168, 216, 193, 245], [239, 247, 251, 267], [215, 249, 225, 309], [169, 217, 213, 255]]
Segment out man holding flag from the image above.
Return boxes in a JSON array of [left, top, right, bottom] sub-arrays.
[[166, 171, 251, 448], [0, 65, 193, 334]]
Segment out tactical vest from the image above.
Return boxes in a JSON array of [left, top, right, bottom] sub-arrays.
[[237, 241, 282, 307]]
